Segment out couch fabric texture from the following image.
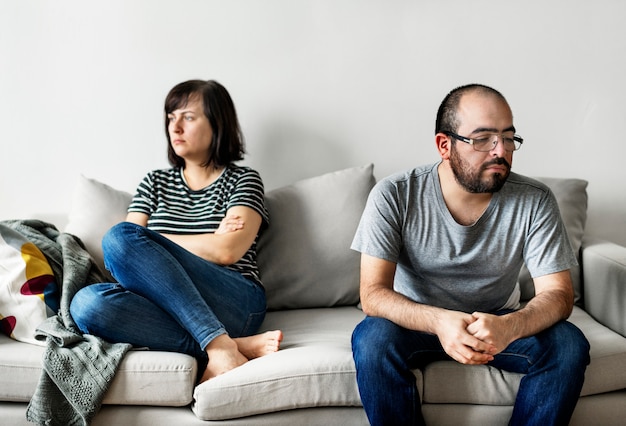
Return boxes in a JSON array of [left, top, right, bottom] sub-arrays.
[[1, 164, 625, 425]]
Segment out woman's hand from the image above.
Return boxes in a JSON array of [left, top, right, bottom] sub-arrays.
[[162, 206, 262, 265], [216, 214, 245, 235]]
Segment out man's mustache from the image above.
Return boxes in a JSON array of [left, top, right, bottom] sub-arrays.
[[483, 157, 511, 170]]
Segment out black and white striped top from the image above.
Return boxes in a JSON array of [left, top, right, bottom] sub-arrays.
[[128, 165, 269, 285]]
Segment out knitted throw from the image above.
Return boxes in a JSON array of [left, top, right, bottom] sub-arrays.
[[1, 220, 131, 426]]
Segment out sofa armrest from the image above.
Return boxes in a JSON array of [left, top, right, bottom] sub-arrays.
[[581, 237, 626, 337]]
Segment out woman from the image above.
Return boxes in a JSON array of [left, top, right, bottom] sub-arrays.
[[70, 79, 282, 382]]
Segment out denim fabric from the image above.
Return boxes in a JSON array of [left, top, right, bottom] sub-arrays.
[[352, 315, 590, 426], [70, 222, 267, 363]]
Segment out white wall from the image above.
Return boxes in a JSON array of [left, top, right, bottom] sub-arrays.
[[2, 0, 625, 245]]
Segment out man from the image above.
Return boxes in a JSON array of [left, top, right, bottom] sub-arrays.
[[351, 84, 590, 426]]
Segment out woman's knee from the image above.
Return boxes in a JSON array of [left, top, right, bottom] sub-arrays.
[[103, 222, 137, 251], [70, 285, 101, 331], [102, 222, 141, 267], [70, 284, 117, 333]]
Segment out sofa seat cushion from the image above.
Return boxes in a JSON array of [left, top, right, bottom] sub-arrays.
[[103, 349, 197, 406], [191, 305, 626, 420], [420, 362, 523, 405], [192, 307, 374, 421], [0, 334, 43, 401], [418, 306, 626, 405], [0, 334, 197, 406]]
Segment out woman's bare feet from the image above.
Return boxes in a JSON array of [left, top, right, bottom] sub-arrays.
[[199, 331, 283, 383], [200, 334, 248, 383], [234, 330, 283, 359]]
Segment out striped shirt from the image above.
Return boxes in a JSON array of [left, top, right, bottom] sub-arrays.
[[128, 165, 269, 285]]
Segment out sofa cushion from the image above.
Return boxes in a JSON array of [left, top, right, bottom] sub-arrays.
[[103, 350, 197, 406], [0, 333, 196, 406], [582, 238, 626, 337], [64, 175, 132, 281], [258, 165, 375, 310], [192, 307, 370, 420], [65, 166, 376, 310], [421, 362, 523, 405], [518, 177, 588, 303], [0, 334, 43, 401], [571, 306, 626, 396]]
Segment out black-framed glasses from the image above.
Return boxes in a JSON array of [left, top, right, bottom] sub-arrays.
[[443, 131, 524, 152]]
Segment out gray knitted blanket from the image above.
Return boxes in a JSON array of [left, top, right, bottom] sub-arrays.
[[1, 220, 131, 426]]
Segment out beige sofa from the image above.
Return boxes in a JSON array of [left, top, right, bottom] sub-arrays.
[[1, 164, 625, 425]]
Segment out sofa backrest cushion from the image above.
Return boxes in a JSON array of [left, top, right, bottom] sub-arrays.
[[65, 166, 376, 310], [518, 177, 588, 304], [64, 171, 585, 310], [64, 175, 133, 282], [258, 164, 376, 310]]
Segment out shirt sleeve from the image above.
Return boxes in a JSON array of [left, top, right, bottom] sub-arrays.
[[127, 172, 157, 216], [351, 178, 403, 263], [523, 187, 578, 278], [228, 168, 270, 227]]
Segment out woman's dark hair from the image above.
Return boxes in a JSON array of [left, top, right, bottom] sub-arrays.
[[164, 79, 245, 168], [435, 84, 507, 134]]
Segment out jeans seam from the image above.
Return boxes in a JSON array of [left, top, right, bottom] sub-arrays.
[[238, 310, 265, 337], [495, 351, 533, 368]]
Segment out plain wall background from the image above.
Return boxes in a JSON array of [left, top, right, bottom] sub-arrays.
[[2, 0, 625, 245]]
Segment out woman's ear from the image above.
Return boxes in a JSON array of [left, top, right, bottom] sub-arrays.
[[435, 133, 451, 160]]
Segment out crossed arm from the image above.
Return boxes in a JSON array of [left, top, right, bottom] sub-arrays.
[[126, 205, 262, 266], [358, 253, 574, 365]]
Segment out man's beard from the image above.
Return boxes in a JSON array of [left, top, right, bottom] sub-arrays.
[[449, 145, 511, 193]]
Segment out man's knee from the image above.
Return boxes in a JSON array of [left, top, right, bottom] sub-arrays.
[[352, 316, 406, 367], [553, 321, 590, 368], [353, 317, 392, 347]]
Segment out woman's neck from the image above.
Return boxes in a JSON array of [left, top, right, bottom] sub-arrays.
[[183, 163, 225, 190]]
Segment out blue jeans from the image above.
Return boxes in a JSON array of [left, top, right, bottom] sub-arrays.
[[352, 315, 590, 426], [70, 222, 267, 369]]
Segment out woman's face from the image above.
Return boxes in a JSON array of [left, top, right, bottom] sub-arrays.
[[167, 95, 213, 164]]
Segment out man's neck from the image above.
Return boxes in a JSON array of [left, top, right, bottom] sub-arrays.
[[437, 162, 492, 226]]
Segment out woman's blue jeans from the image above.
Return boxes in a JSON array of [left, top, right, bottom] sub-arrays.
[[352, 315, 590, 426], [70, 222, 267, 369]]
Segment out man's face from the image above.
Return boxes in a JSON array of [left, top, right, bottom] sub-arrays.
[[449, 92, 514, 193]]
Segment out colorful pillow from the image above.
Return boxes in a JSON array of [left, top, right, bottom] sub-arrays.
[[0, 224, 59, 345]]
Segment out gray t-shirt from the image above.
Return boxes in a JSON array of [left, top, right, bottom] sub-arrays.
[[351, 162, 577, 313]]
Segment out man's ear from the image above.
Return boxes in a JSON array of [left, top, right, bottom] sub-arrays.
[[435, 133, 451, 160]]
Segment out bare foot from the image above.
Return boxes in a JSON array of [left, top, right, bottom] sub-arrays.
[[234, 330, 283, 359], [200, 334, 248, 383]]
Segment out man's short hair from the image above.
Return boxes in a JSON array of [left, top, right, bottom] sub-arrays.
[[435, 84, 508, 134]]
